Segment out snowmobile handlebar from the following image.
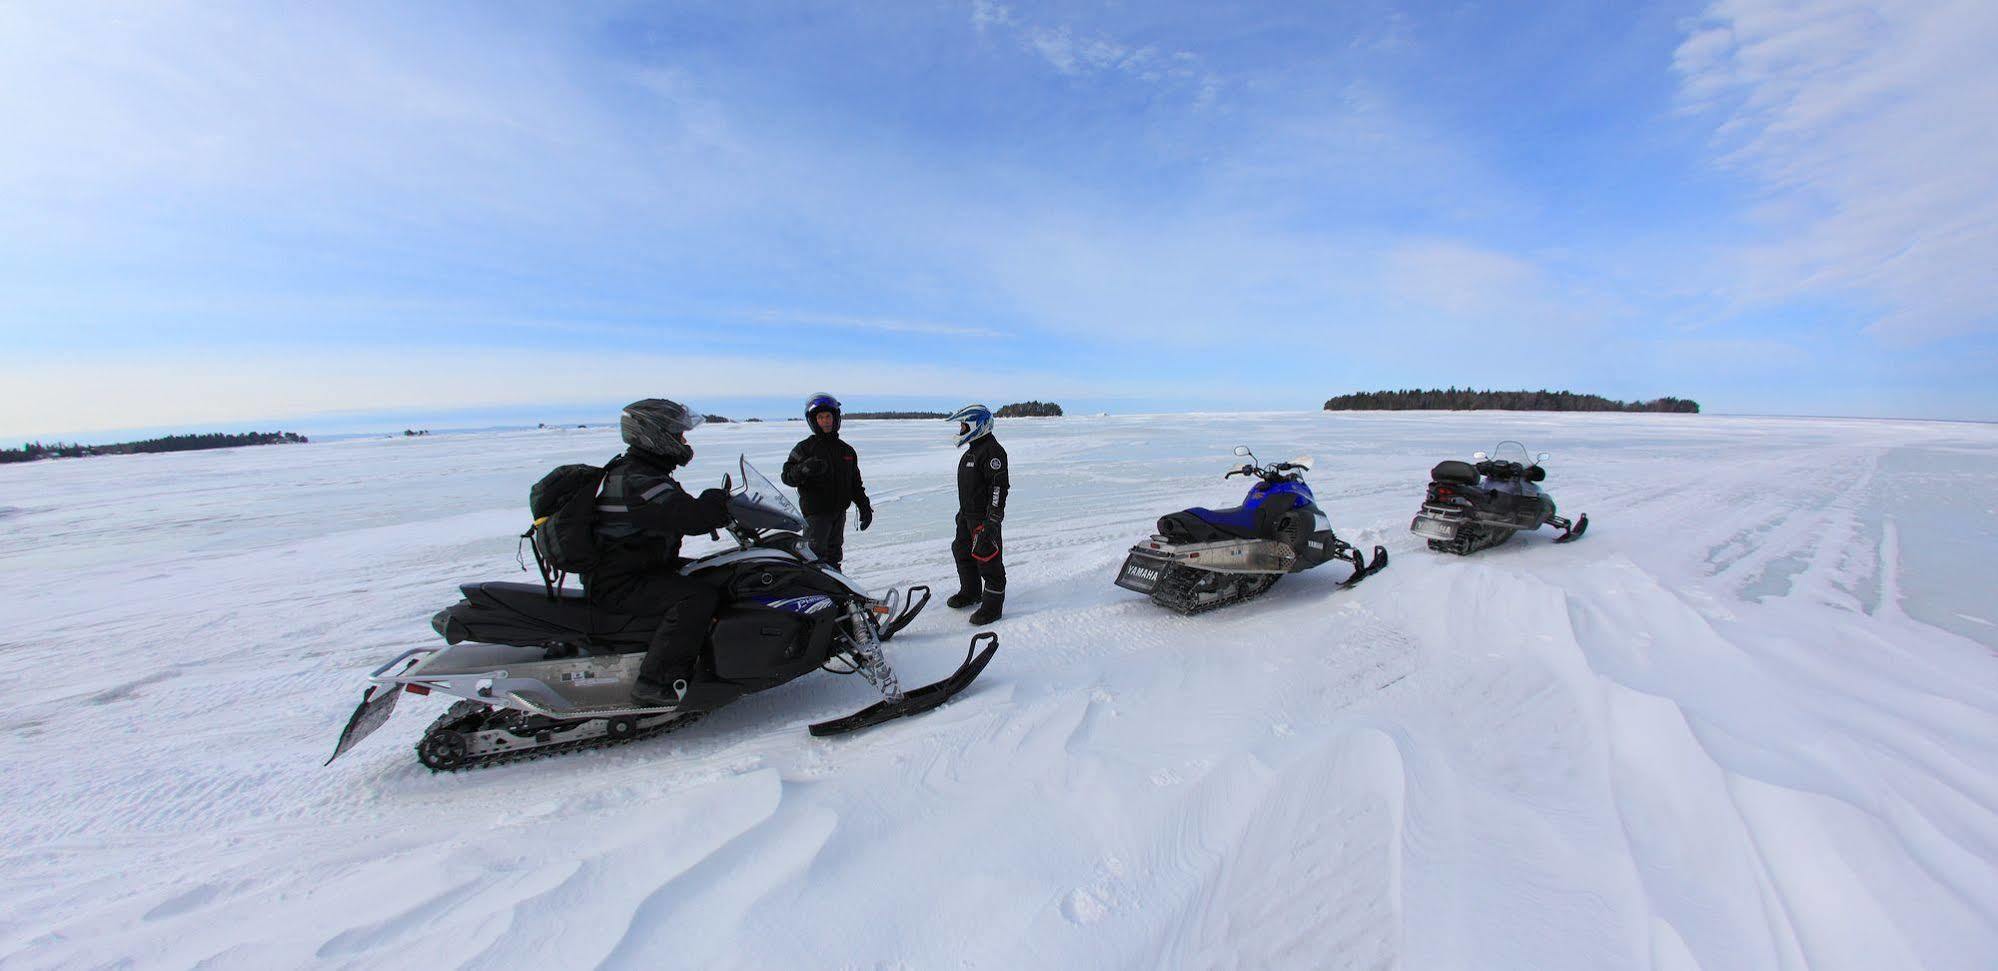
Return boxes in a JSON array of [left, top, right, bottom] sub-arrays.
[[1474, 460, 1544, 482], [1225, 462, 1305, 481]]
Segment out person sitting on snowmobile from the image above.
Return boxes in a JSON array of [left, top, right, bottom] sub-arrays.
[[584, 398, 733, 708], [946, 403, 1008, 624], [780, 392, 873, 571]]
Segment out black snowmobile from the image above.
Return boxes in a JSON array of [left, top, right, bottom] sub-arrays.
[[1409, 441, 1588, 555], [1114, 446, 1387, 615], [328, 458, 997, 771]]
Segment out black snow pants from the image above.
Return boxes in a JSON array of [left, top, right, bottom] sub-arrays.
[[950, 514, 1005, 597], [805, 511, 847, 571], [588, 569, 721, 689]]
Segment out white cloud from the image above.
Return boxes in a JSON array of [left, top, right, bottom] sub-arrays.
[[970, 0, 1015, 33], [968, 2, 1219, 103], [1675, 0, 1998, 342], [1382, 241, 1539, 317], [739, 309, 1009, 339]]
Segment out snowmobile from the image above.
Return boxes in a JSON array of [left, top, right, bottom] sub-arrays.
[[1114, 446, 1387, 615], [1409, 441, 1588, 555], [327, 457, 997, 772]]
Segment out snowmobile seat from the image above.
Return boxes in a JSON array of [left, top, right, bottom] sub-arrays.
[[1160, 494, 1305, 543], [462, 581, 660, 626], [1431, 460, 1480, 485], [432, 581, 660, 651], [1187, 505, 1263, 535]]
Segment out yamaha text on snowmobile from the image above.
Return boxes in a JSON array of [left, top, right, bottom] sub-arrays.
[[1409, 440, 1588, 555], [327, 458, 997, 771], [1114, 446, 1387, 614]]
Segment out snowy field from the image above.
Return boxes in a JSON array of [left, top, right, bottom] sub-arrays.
[[3, 411, 1995, 970]]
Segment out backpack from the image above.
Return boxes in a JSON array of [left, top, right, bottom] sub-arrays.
[[523, 463, 607, 595]]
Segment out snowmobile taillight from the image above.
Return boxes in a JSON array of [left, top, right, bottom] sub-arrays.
[[867, 603, 892, 617], [404, 683, 431, 696]]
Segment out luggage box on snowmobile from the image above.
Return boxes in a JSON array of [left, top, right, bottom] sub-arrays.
[[1115, 535, 1299, 594]]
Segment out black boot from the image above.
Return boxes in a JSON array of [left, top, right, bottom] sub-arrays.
[[946, 589, 980, 609], [630, 677, 686, 709], [968, 590, 1004, 625]]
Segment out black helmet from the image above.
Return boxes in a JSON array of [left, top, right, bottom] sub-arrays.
[[804, 391, 841, 434], [620, 398, 704, 466]]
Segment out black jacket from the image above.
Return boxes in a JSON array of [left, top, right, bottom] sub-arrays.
[[590, 449, 731, 577], [956, 435, 1009, 524], [781, 431, 871, 517]]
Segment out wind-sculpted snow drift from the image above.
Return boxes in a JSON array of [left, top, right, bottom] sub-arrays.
[[2, 413, 1994, 968]]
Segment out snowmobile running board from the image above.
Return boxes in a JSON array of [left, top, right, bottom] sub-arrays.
[[809, 632, 998, 737]]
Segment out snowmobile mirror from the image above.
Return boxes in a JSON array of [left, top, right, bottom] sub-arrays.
[[1232, 445, 1253, 457], [1473, 451, 1488, 462], [1536, 452, 1549, 465]]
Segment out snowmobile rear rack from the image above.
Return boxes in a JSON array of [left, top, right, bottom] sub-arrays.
[[809, 632, 998, 737]]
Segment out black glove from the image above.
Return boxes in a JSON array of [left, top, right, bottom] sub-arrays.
[[858, 506, 874, 531], [970, 523, 1000, 560], [697, 488, 731, 526], [800, 457, 830, 478]]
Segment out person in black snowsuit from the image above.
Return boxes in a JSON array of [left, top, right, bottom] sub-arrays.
[[945, 404, 1008, 624], [585, 398, 733, 708], [780, 393, 872, 571]]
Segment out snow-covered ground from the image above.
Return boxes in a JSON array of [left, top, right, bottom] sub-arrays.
[[3, 412, 1995, 970]]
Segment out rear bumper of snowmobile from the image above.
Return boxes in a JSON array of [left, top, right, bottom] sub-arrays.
[[1116, 536, 1298, 594], [1410, 505, 1466, 541]]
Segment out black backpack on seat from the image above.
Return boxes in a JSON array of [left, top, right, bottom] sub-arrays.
[[524, 463, 607, 595]]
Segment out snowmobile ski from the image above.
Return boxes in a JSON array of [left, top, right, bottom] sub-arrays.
[[877, 584, 930, 641], [809, 633, 998, 737], [1552, 514, 1588, 543], [1337, 545, 1391, 588]]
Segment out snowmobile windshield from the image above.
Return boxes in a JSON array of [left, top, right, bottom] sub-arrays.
[[1493, 441, 1534, 467], [732, 456, 807, 533]]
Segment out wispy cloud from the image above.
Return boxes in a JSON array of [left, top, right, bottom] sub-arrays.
[[967, 1, 1220, 107], [738, 309, 1009, 339], [1675, 0, 1998, 343]]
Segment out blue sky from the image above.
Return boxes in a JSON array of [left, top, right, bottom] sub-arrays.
[[2, 0, 1994, 441]]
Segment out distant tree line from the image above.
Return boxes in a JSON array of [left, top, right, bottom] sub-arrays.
[[840, 401, 1066, 420], [1, 431, 309, 464], [996, 401, 1064, 417], [1323, 389, 1698, 413], [702, 414, 733, 423]]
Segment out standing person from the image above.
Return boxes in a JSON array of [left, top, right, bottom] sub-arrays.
[[946, 403, 1008, 624], [781, 392, 873, 571], [586, 398, 734, 708]]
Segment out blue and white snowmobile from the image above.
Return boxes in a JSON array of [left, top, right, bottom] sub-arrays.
[[1114, 447, 1387, 614]]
